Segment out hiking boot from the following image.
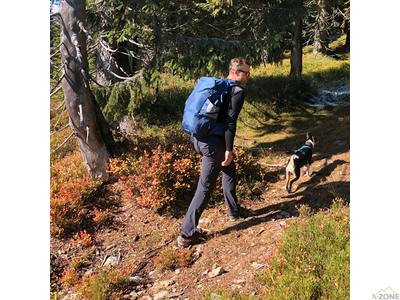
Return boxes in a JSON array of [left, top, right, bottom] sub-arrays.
[[229, 204, 249, 222], [177, 231, 201, 248]]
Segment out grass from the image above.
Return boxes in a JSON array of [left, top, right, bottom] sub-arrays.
[[203, 199, 350, 300], [255, 200, 350, 300]]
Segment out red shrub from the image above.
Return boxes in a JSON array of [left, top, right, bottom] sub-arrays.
[[50, 152, 101, 236]]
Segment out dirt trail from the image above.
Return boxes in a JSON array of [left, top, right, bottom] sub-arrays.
[[51, 136, 350, 299]]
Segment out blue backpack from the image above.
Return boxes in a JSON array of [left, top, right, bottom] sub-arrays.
[[181, 77, 238, 138]]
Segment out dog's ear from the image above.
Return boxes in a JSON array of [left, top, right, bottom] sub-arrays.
[[306, 132, 310, 139]]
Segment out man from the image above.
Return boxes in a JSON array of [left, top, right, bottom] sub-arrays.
[[178, 57, 251, 247]]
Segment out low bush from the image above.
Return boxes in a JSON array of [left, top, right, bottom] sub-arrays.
[[75, 265, 134, 300], [50, 152, 102, 236], [255, 199, 350, 299], [109, 133, 201, 212], [110, 132, 266, 213], [154, 246, 194, 271]]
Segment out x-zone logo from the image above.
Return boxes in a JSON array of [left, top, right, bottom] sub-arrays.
[[372, 287, 399, 299]]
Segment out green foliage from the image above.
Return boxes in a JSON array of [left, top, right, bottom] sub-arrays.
[[154, 246, 194, 271], [255, 199, 350, 299], [75, 265, 134, 300]]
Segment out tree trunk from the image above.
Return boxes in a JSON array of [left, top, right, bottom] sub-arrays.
[[60, 0, 113, 179], [313, 0, 329, 55], [290, 17, 303, 83]]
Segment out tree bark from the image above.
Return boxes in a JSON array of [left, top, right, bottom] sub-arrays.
[[60, 0, 113, 179], [313, 0, 329, 55], [290, 17, 303, 83]]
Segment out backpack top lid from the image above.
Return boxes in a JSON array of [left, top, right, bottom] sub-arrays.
[[181, 77, 239, 138]]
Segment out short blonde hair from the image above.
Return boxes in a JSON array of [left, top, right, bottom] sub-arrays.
[[229, 57, 251, 73]]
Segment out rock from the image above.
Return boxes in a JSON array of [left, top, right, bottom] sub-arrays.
[[62, 294, 80, 300], [234, 279, 246, 284], [154, 291, 169, 300], [164, 292, 184, 299], [129, 291, 138, 300], [103, 256, 118, 267], [130, 275, 143, 282], [160, 279, 175, 287], [231, 285, 242, 290], [209, 266, 225, 278]]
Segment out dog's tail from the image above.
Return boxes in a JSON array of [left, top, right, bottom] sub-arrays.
[[290, 155, 299, 164]]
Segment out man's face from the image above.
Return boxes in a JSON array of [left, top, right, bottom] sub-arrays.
[[235, 64, 251, 85]]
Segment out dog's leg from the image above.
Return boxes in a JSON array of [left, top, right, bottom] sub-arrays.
[[289, 168, 301, 193], [285, 168, 291, 192], [305, 163, 310, 177]]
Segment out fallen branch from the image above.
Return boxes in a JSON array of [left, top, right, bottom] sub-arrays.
[[260, 163, 285, 167]]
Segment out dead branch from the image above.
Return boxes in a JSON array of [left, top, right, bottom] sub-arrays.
[[50, 97, 64, 102], [51, 108, 67, 131], [50, 73, 65, 94], [78, 21, 94, 43], [86, 126, 90, 143], [50, 124, 70, 137], [78, 104, 84, 127], [260, 163, 285, 167], [50, 86, 63, 98], [50, 42, 63, 52], [88, 73, 104, 87], [51, 100, 65, 112], [50, 12, 60, 19], [50, 49, 61, 59], [51, 62, 66, 80], [53, 132, 74, 152]]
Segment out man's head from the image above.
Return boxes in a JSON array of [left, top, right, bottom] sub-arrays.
[[228, 57, 251, 85]]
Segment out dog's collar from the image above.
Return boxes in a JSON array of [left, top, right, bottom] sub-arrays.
[[305, 140, 314, 148]]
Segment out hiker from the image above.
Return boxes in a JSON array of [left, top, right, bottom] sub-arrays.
[[178, 57, 252, 247]]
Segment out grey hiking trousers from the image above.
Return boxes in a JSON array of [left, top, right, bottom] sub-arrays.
[[181, 135, 240, 238]]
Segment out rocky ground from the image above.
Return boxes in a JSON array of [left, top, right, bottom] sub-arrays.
[[51, 128, 350, 300]]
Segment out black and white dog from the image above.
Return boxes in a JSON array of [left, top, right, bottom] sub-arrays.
[[285, 133, 317, 193]]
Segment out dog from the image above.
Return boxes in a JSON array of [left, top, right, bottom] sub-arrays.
[[285, 133, 317, 193]]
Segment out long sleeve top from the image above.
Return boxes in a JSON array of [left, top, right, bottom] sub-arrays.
[[216, 82, 245, 151]]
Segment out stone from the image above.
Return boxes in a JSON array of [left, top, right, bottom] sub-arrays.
[[234, 279, 246, 284], [154, 291, 169, 300], [209, 266, 225, 278], [160, 279, 175, 287], [129, 291, 138, 300], [103, 256, 118, 267]]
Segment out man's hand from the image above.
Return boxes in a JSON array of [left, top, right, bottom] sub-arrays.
[[221, 150, 233, 166]]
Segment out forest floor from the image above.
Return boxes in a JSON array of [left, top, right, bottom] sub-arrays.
[[50, 105, 350, 300]]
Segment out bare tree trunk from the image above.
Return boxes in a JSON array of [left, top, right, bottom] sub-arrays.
[[313, 0, 329, 54], [60, 0, 113, 179], [290, 17, 303, 83]]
